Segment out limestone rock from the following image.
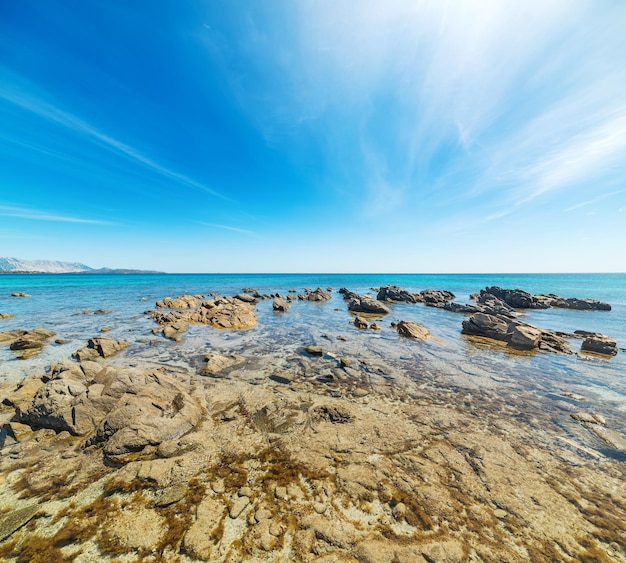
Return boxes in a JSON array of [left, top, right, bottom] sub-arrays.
[[396, 320, 430, 340]]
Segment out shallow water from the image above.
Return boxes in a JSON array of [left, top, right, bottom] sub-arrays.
[[1, 273, 625, 417], [1, 273, 626, 560]]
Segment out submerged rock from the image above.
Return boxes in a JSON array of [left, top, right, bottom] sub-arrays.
[[0, 312, 15, 320], [1, 328, 56, 358]]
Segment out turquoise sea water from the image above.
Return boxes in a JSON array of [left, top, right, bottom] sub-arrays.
[[1, 273, 625, 428]]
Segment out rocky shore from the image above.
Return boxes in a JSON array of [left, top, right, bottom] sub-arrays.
[[0, 284, 624, 562]]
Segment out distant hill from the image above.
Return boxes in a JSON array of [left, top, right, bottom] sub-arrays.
[[0, 257, 162, 274]]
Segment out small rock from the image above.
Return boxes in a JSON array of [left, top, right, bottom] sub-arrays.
[[304, 346, 323, 357], [275, 486, 288, 500], [494, 509, 508, 519], [255, 508, 272, 521], [239, 486, 252, 497], [229, 496, 250, 519], [11, 292, 29, 298]]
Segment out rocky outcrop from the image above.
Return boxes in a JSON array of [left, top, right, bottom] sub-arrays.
[[194, 298, 257, 329], [149, 295, 257, 337], [536, 295, 612, 311], [156, 295, 203, 309], [11, 292, 29, 298], [15, 363, 203, 459], [480, 287, 611, 311], [480, 287, 547, 309], [396, 320, 430, 340], [0, 312, 15, 320], [0, 328, 56, 359], [300, 288, 332, 302], [461, 314, 570, 353], [347, 295, 391, 315], [580, 335, 618, 356], [73, 337, 130, 361], [377, 285, 421, 303]]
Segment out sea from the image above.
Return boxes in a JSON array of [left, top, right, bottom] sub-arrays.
[[1, 273, 625, 425]]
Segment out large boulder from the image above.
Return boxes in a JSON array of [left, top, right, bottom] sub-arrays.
[[462, 314, 571, 354], [581, 335, 618, 356], [461, 313, 510, 341], [347, 295, 391, 315]]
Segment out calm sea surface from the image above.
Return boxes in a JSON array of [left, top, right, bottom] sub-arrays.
[[1, 273, 625, 422]]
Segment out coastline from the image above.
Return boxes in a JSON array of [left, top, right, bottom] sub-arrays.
[[0, 277, 625, 561]]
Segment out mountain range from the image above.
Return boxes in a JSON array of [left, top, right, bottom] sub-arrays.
[[0, 257, 161, 274]]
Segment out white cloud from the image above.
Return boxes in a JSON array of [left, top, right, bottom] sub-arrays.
[[198, 222, 258, 236], [0, 204, 112, 224]]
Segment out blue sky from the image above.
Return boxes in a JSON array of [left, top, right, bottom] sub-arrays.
[[1, 0, 625, 272]]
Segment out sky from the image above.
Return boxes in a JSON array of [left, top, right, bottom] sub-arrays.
[[1, 0, 625, 273]]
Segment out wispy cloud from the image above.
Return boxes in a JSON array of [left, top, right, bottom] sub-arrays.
[[565, 189, 626, 212], [198, 222, 258, 236], [0, 77, 228, 201], [0, 204, 111, 225]]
